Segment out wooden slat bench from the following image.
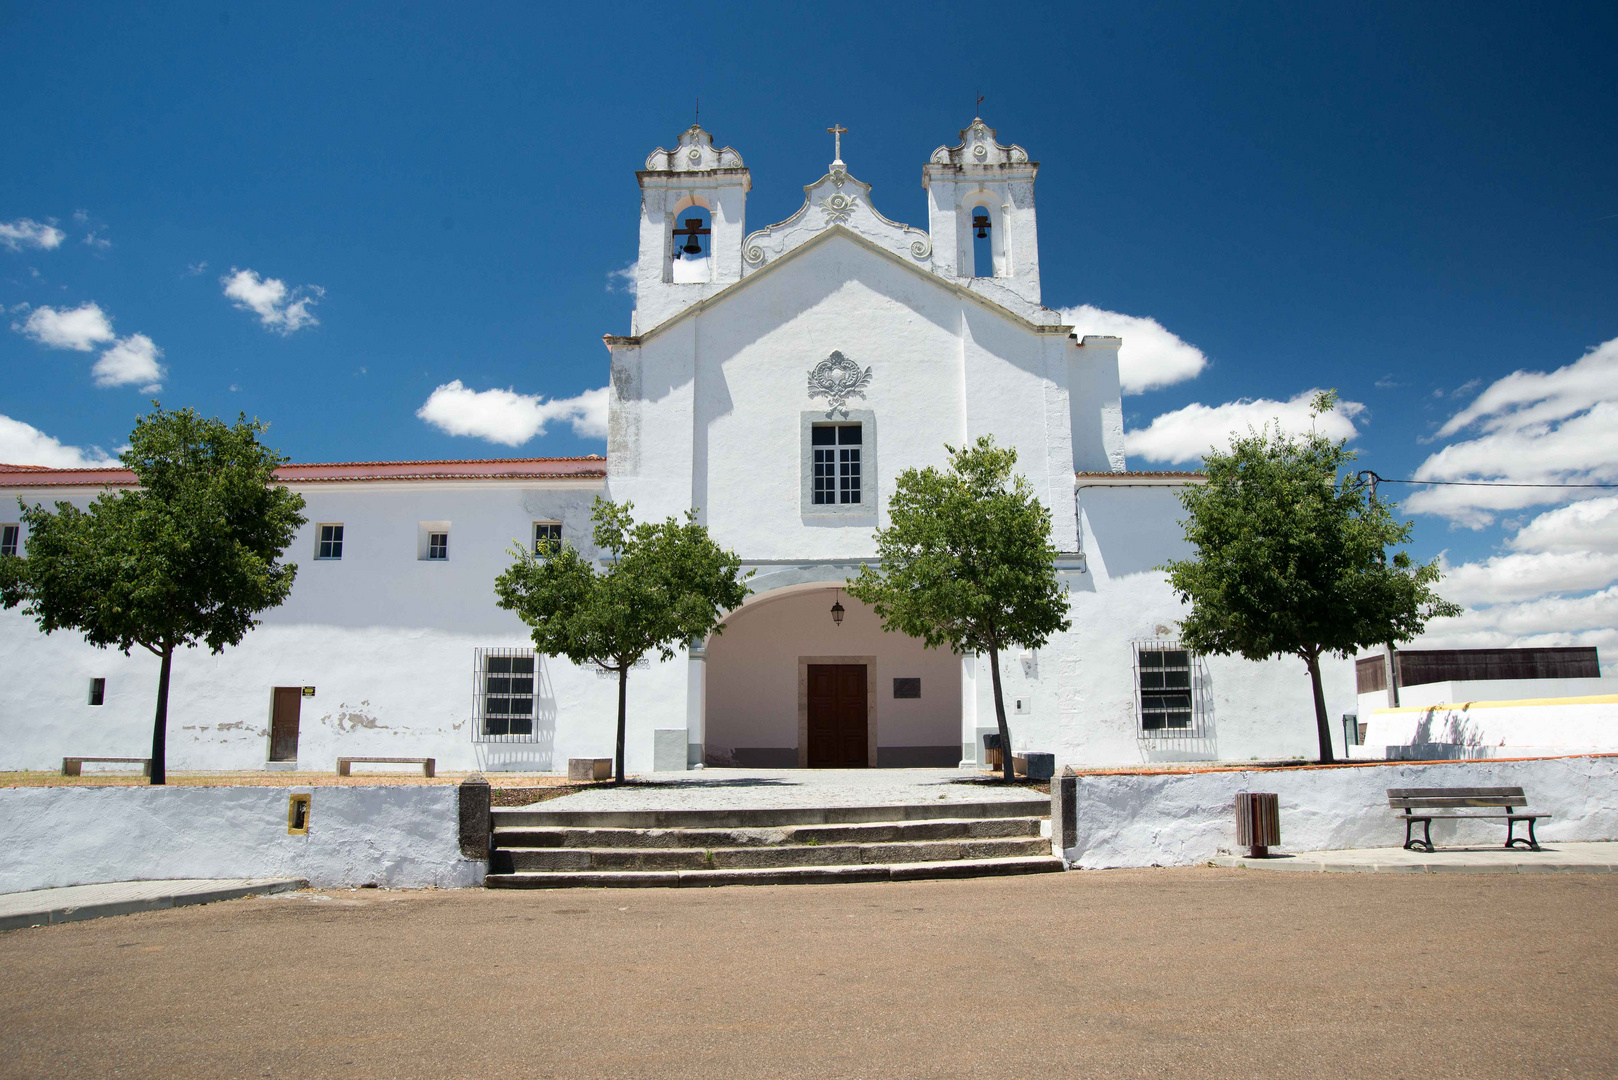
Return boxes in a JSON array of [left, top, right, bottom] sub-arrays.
[[337, 757, 435, 778], [1387, 787, 1551, 852], [62, 757, 151, 777]]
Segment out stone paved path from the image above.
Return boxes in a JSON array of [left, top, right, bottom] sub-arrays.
[[1214, 839, 1618, 873], [539, 767, 1046, 811], [0, 878, 305, 931]]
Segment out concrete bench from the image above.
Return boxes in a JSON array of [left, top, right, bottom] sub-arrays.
[[62, 757, 150, 777], [337, 756, 435, 777], [1388, 786, 1551, 852], [568, 758, 613, 782]]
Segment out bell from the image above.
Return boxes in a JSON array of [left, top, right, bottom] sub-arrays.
[[973, 213, 991, 240], [681, 219, 704, 256]]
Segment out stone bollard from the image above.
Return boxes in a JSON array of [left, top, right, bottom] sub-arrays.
[[458, 774, 492, 860], [1050, 766, 1078, 862]]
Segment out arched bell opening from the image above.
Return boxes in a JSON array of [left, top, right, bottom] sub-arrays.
[[669, 203, 712, 284], [701, 585, 963, 769]]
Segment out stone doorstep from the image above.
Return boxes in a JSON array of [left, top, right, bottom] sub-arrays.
[[489, 815, 1046, 850], [483, 856, 1065, 889], [503, 836, 1054, 872], [0, 878, 307, 932], [490, 800, 1047, 831]]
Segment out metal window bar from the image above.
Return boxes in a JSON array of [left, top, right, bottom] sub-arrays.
[[1132, 639, 1207, 739], [472, 647, 540, 743]]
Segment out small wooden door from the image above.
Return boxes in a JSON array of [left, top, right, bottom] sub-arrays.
[[270, 687, 302, 762], [807, 664, 868, 768]]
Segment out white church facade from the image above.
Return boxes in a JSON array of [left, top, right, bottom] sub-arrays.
[[0, 119, 1356, 774]]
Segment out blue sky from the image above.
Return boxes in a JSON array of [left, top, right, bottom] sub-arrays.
[[3, 1, 1616, 658]]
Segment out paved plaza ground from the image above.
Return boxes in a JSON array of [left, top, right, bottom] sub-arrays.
[[0, 869, 1613, 1079]]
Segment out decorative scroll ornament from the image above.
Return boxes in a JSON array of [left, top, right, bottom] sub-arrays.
[[808, 351, 873, 417]]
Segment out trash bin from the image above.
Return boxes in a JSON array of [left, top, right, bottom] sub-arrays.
[[982, 732, 1002, 770], [1234, 792, 1280, 858]]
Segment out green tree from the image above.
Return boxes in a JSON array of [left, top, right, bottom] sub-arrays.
[[494, 498, 751, 783], [847, 436, 1071, 782], [0, 406, 307, 784], [1162, 392, 1461, 763]]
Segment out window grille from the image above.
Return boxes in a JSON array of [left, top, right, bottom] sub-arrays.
[[473, 648, 538, 742], [533, 521, 562, 555], [317, 523, 344, 560], [427, 532, 449, 560], [1132, 640, 1207, 737], [0, 524, 18, 557], [812, 424, 862, 505]]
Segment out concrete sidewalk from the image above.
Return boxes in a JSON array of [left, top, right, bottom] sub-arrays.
[[0, 878, 306, 931], [1213, 840, 1618, 873]]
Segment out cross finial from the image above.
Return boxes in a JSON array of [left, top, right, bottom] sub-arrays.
[[827, 123, 848, 166], [975, 94, 984, 117]]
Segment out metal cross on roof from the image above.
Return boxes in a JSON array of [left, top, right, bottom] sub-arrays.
[[827, 123, 847, 166]]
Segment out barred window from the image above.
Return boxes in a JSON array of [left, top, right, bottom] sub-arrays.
[[476, 649, 535, 738], [533, 521, 562, 555], [317, 523, 344, 560], [812, 424, 862, 505], [1134, 644, 1196, 732]]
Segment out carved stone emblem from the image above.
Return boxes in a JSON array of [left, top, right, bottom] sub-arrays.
[[807, 351, 873, 417], [819, 191, 856, 225]]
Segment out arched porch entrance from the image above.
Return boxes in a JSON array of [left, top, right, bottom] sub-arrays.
[[700, 584, 965, 768]]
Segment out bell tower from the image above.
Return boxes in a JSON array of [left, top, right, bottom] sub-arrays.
[[633, 124, 751, 333], [922, 118, 1041, 305]]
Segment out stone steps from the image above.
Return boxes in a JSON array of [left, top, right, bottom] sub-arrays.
[[485, 856, 1064, 890], [486, 799, 1059, 888], [490, 814, 1044, 850], [504, 835, 1053, 872]]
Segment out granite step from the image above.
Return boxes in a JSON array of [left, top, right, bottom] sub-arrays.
[[501, 836, 1053, 872], [490, 815, 1044, 851], [490, 800, 1045, 831], [484, 856, 1065, 889]]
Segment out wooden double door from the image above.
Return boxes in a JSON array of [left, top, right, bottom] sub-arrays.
[[806, 664, 868, 768]]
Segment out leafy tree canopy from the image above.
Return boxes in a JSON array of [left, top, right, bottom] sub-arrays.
[[1162, 392, 1460, 761], [847, 436, 1070, 780], [0, 405, 307, 782], [495, 497, 751, 781]]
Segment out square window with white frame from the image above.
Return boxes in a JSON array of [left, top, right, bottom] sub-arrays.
[[0, 524, 19, 558], [1134, 643, 1199, 733], [316, 523, 344, 560], [533, 521, 562, 555], [475, 649, 536, 739]]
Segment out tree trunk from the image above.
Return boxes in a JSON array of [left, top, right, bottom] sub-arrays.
[[1304, 650, 1334, 764], [150, 644, 173, 786], [614, 662, 628, 784], [986, 642, 1015, 782]]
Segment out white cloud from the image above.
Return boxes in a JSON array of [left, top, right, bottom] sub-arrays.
[[221, 268, 322, 334], [92, 333, 165, 390], [1408, 338, 1618, 527], [0, 218, 65, 252], [83, 231, 111, 251], [1416, 587, 1618, 667], [1437, 549, 1618, 606], [1059, 305, 1207, 394], [606, 262, 637, 297], [15, 302, 116, 351], [1123, 390, 1364, 464], [0, 414, 117, 467], [416, 381, 608, 445], [1508, 496, 1618, 555]]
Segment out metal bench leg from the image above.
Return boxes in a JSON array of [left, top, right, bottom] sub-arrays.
[[1403, 815, 1435, 853], [1506, 817, 1542, 852]]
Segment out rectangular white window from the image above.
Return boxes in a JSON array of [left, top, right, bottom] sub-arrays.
[[316, 523, 344, 560], [1134, 643, 1197, 733], [427, 532, 448, 560], [812, 424, 862, 505], [533, 521, 562, 555], [0, 524, 18, 557], [474, 649, 537, 740]]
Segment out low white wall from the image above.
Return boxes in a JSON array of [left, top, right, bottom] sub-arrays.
[[0, 785, 485, 893], [1062, 754, 1618, 869], [1357, 695, 1618, 757]]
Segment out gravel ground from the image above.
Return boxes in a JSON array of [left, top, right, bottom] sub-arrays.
[[1, 868, 1612, 1079]]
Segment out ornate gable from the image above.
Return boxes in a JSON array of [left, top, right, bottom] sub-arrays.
[[928, 118, 1031, 168], [642, 124, 746, 173], [741, 167, 932, 273]]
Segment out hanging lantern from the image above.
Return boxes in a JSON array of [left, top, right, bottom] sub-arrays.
[[830, 588, 845, 626], [973, 212, 991, 240]]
